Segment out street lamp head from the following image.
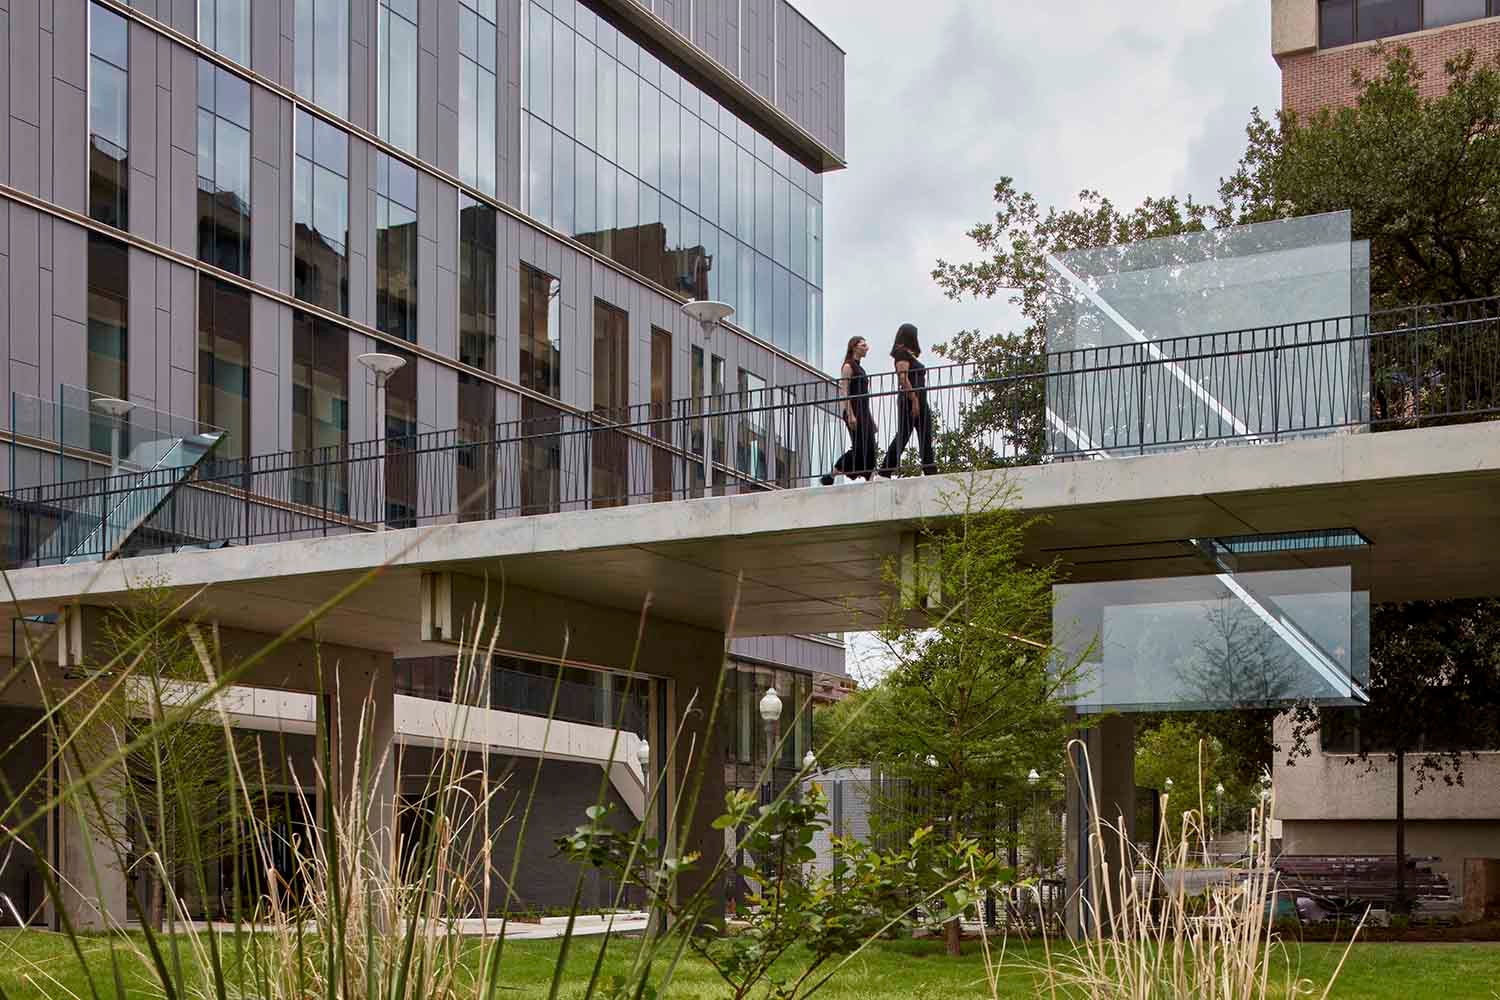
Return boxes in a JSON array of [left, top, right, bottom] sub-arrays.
[[1027, 768, 1040, 787], [1215, 782, 1225, 796], [681, 299, 735, 338], [636, 739, 650, 770], [90, 396, 134, 419], [803, 750, 817, 771], [758, 686, 783, 724], [1164, 777, 1174, 790], [357, 352, 408, 383]]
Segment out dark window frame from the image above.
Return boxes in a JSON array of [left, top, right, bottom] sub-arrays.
[[1319, 0, 1498, 47], [375, 153, 419, 341], [197, 276, 252, 460], [197, 59, 253, 277]]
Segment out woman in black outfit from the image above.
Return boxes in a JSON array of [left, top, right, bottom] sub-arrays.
[[879, 323, 938, 476], [821, 336, 877, 484]]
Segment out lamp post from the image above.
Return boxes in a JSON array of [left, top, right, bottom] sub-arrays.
[[681, 300, 735, 484], [356, 353, 407, 531], [758, 685, 783, 804], [802, 750, 816, 772], [1027, 768, 1041, 878], [1214, 782, 1225, 844], [90, 397, 134, 478]]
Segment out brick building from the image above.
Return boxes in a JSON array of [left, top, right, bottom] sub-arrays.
[[1272, 0, 1500, 118]]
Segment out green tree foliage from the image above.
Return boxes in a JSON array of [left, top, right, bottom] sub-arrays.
[[930, 44, 1500, 898], [816, 476, 1084, 954], [1134, 718, 1261, 844], [559, 786, 1004, 998]]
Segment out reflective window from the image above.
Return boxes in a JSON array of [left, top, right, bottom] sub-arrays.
[[456, 373, 495, 520], [592, 299, 629, 507], [459, 0, 499, 196], [198, 276, 251, 459], [199, 0, 249, 64], [293, 109, 350, 315], [737, 369, 767, 481], [1424, 0, 1489, 26], [291, 310, 349, 510], [383, 345, 418, 526], [87, 233, 130, 403], [710, 354, 726, 493], [1355, 0, 1420, 38], [458, 194, 497, 371], [520, 0, 824, 363], [650, 327, 672, 501], [197, 59, 252, 276], [688, 343, 705, 497], [295, 0, 349, 118], [519, 263, 562, 398], [376, 154, 418, 341], [89, 3, 129, 229], [378, 0, 418, 154]]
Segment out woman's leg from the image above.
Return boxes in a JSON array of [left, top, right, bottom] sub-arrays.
[[879, 407, 916, 476], [917, 407, 938, 474]]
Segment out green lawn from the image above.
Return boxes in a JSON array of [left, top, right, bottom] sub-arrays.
[[1, 929, 1497, 999]]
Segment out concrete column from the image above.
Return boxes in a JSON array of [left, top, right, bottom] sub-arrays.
[[55, 737, 129, 930], [1065, 714, 1135, 938], [318, 655, 397, 877]]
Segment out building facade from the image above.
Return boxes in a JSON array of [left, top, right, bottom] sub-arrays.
[[1268, 0, 1500, 907], [1272, 0, 1500, 118], [0, 0, 847, 921]]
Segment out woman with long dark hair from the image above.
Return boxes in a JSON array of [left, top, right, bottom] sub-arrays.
[[878, 323, 937, 476], [820, 336, 877, 484]]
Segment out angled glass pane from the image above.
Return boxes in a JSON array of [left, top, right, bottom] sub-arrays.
[[1056, 565, 1369, 713], [1044, 211, 1373, 456]]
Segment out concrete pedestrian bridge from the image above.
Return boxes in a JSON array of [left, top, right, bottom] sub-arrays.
[[4, 419, 1494, 651]]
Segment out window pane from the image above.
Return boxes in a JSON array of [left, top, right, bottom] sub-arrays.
[[91, 3, 129, 68], [380, 2, 419, 154], [1423, 0, 1486, 26], [597, 53, 617, 162], [528, 3, 552, 121], [1354, 0, 1419, 40], [552, 12, 574, 135], [575, 37, 596, 150], [528, 116, 552, 226], [617, 66, 638, 176], [298, 0, 350, 117], [87, 233, 130, 403], [554, 132, 576, 235]]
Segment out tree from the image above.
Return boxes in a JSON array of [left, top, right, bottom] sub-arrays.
[[931, 44, 1500, 906], [57, 586, 249, 928], [1285, 599, 1500, 913], [1134, 718, 1259, 846], [817, 475, 1086, 956]]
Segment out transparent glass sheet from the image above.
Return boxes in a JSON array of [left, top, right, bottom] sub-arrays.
[[1044, 211, 1372, 455], [1056, 565, 1370, 713]]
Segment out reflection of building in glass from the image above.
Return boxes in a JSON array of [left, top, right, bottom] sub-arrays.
[[575, 222, 712, 301]]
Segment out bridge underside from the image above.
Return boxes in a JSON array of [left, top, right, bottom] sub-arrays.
[[2, 422, 1496, 655]]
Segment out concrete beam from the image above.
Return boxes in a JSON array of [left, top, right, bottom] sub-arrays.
[[1271, 0, 1318, 59]]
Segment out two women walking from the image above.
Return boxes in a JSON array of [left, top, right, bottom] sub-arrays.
[[821, 323, 938, 485]]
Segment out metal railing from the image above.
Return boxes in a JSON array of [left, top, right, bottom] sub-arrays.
[[4, 300, 1497, 568]]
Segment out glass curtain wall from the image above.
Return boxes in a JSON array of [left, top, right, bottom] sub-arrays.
[[199, 0, 249, 64], [591, 299, 629, 508], [520, 264, 563, 514], [1318, 0, 1498, 46], [521, 0, 824, 363], [291, 311, 349, 511], [197, 59, 252, 276], [294, 0, 349, 117], [459, 0, 499, 196], [87, 234, 130, 406], [688, 344, 705, 498], [378, 0, 418, 153], [737, 369, 767, 481], [197, 277, 252, 460], [293, 110, 351, 315], [89, 2, 130, 229], [383, 346, 419, 527], [376, 154, 418, 340], [458, 195, 498, 519], [650, 327, 672, 501]]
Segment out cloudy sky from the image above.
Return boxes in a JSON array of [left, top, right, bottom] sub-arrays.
[[794, 0, 1283, 680], [799, 0, 1283, 379]]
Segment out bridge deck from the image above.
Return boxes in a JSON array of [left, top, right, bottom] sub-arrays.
[[2, 422, 1495, 653]]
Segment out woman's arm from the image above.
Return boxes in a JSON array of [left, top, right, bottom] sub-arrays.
[[896, 359, 918, 414], [840, 363, 855, 423]]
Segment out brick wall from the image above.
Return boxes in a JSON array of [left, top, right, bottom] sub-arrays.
[[1278, 18, 1500, 118]]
